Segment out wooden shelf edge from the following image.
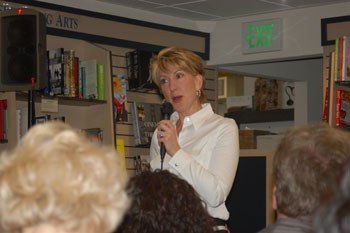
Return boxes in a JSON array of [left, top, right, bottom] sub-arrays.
[[16, 92, 107, 106], [239, 148, 275, 157]]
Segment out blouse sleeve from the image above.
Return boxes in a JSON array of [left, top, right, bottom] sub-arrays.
[[149, 129, 159, 161], [168, 119, 239, 208]]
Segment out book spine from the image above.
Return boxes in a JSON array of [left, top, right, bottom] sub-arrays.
[[69, 50, 76, 97], [48, 48, 65, 96], [344, 36, 350, 81], [60, 49, 65, 96], [74, 57, 79, 98], [78, 60, 83, 99], [97, 64, 105, 100], [342, 36, 347, 80], [130, 102, 141, 145], [82, 60, 97, 99], [336, 89, 341, 127], [81, 66, 86, 99], [45, 50, 51, 96], [334, 37, 339, 81], [63, 51, 70, 96], [116, 139, 126, 170], [339, 37, 344, 81]]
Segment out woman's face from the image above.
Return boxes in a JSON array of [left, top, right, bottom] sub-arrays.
[[159, 64, 202, 117]]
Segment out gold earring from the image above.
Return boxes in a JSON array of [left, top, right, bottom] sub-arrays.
[[196, 90, 201, 97]]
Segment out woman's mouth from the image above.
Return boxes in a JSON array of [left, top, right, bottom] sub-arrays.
[[172, 96, 182, 103]]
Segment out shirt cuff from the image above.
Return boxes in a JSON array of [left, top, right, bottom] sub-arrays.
[[168, 149, 192, 170]]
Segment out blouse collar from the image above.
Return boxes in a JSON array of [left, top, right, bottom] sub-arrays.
[[170, 103, 214, 130]]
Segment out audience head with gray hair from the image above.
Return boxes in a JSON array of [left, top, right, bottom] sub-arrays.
[[258, 122, 350, 233], [313, 159, 350, 233]]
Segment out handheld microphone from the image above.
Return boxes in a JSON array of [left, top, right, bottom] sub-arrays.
[[160, 102, 173, 170]]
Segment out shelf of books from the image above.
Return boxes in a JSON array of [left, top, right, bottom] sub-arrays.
[[321, 16, 350, 133], [14, 35, 115, 148], [323, 51, 350, 131]]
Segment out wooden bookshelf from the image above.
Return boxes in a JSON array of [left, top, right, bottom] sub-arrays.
[[16, 92, 107, 106]]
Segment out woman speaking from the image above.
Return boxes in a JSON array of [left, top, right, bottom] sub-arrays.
[[149, 47, 239, 232]]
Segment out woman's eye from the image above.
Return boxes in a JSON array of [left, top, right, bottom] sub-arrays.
[[160, 79, 168, 85], [176, 73, 183, 79]]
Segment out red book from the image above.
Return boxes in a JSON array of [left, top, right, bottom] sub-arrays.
[[336, 90, 341, 127], [339, 89, 350, 126]]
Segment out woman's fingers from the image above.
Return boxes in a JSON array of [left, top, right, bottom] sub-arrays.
[[157, 120, 180, 156]]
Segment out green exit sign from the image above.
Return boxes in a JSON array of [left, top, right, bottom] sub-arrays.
[[242, 18, 282, 54]]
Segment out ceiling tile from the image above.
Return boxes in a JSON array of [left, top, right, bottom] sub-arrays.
[[150, 6, 220, 20], [96, 0, 161, 10], [177, 0, 292, 18], [95, 0, 350, 21], [264, 0, 350, 8], [143, 0, 206, 6]]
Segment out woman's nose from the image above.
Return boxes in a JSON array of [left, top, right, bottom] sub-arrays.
[[169, 79, 177, 91]]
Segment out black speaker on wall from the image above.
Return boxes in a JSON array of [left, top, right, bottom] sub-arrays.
[[0, 8, 47, 91]]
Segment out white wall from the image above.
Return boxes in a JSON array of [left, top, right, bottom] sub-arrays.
[[200, 3, 350, 123], [206, 2, 350, 65]]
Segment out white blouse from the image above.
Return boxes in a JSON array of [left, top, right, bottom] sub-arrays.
[[150, 103, 239, 220]]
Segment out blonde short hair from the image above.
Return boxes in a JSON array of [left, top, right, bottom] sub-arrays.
[[0, 121, 130, 233], [150, 47, 207, 103]]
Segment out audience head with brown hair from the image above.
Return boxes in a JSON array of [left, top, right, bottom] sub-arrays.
[[0, 121, 130, 233], [258, 122, 350, 233], [117, 169, 216, 233]]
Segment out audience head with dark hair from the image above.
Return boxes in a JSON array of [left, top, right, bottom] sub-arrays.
[[0, 121, 130, 233], [258, 122, 350, 233], [314, 159, 350, 233], [117, 169, 216, 233]]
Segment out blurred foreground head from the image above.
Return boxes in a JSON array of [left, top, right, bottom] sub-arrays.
[[117, 169, 216, 233], [0, 121, 130, 233]]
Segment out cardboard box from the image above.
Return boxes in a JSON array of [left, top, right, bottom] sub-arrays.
[[239, 130, 271, 149], [256, 134, 284, 149], [226, 95, 253, 109]]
